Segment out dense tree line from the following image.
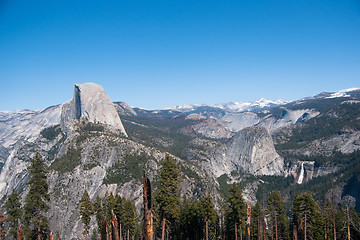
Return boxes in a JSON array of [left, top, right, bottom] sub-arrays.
[[1, 153, 360, 240], [1, 153, 50, 240]]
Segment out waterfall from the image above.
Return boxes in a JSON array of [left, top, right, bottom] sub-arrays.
[[297, 162, 304, 184]]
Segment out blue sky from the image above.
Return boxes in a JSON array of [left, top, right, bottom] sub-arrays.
[[1, 0, 359, 110]]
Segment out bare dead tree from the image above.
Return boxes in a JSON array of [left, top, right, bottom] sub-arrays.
[[246, 203, 251, 240], [17, 225, 24, 240], [143, 172, 154, 240], [112, 211, 120, 240]]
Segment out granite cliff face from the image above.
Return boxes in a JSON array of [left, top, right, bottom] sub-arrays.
[[210, 126, 284, 177], [0, 106, 62, 148], [61, 83, 127, 136]]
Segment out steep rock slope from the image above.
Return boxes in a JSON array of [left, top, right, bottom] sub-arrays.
[[209, 126, 284, 177], [0, 106, 62, 148], [61, 83, 127, 136]]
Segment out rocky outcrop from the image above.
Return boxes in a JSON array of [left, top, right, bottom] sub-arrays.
[[211, 126, 284, 176], [114, 102, 137, 116], [258, 108, 320, 133], [61, 83, 127, 136], [186, 118, 233, 139], [0, 106, 62, 148]]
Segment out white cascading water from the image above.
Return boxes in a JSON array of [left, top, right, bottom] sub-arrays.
[[297, 162, 304, 184]]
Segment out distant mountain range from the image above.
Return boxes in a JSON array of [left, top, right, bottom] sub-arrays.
[[162, 98, 290, 113]]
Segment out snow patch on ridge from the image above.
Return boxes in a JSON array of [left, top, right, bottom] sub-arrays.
[[163, 98, 289, 113], [326, 87, 360, 99]]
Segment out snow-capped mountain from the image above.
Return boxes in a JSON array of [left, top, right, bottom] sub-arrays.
[[162, 98, 290, 113], [214, 98, 290, 112]]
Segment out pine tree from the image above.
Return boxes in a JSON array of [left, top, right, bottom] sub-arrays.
[[250, 202, 260, 240], [199, 195, 217, 240], [266, 191, 288, 240], [122, 199, 137, 240], [4, 189, 22, 239], [23, 152, 50, 240], [113, 194, 124, 239], [179, 197, 193, 240], [224, 183, 246, 240], [155, 154, 181, 240], [336, 204, 360, 240], [79, 189, 94, 240], [323, 200, 336, 240], [94, 195, 103, 235], [0, 210, 7, 240], [291, 192, 323, 240]]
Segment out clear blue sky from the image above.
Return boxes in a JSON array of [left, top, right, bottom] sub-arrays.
[[1, 0, 359, 110]]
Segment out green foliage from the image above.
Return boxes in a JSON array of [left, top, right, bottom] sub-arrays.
[[40, 125, 61, 141], [122, 199, 138, 238], [256, 175, 294, 203], [82, 122, 105, 132], [280, 150, 360, 168], [155, 154, 181, 237], [179, 164, 201, 183], [179, 195, 218, 240], [291, 192, 324, 240], [322, 200, 337, 240], [217, 174, 231, 198], [94, 193, 139, 240], [276, 101, 360, 151], [4, 189, 22, 239], [250, 202, 261, 240], [93, 196, 103, 234], [50, 146, 81, 173], [121, 115, 194, 158], [224, 183, 246, 240], [23, 153, 50, 240], [79, 189, 93, 237], [103, 153, 149, 184], [266, 191, 289, 240]]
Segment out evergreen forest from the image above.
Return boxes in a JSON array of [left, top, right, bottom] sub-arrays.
[[1, 153, 360, 240]]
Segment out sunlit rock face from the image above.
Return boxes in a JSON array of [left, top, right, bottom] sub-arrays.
[[227, 126, 284, 175], [211, 126, 284, 176], [61, 83, 127, 136]]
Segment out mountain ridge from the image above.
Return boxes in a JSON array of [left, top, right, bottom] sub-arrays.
[[1, 84, 360, 238]]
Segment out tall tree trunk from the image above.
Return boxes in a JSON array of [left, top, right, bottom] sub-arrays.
[[274, 210, 278, 240], [246, 203, 251, 240], [293, 225, 297, 240], [304, 212, 307, 240], [120, 223, 122, 240], [257, 213, 261, 240], [347, 206, 351, 240], [106, 223, 109, 240], [332, 204, 336, 240], [101, 218, 107, 240], [240, 225, 242, 240], [17, 225, 24, 240], [50, 232, 54, 240], [143, 173, 154, 240], [37, 208, 41, 240], [206, 219, 208, 240], [161, 218, 166, 240], [111, 212, 120, 240], [262, 218, 265, 240], [127, 229, 129, 240], [235, 222, 238, 240]]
